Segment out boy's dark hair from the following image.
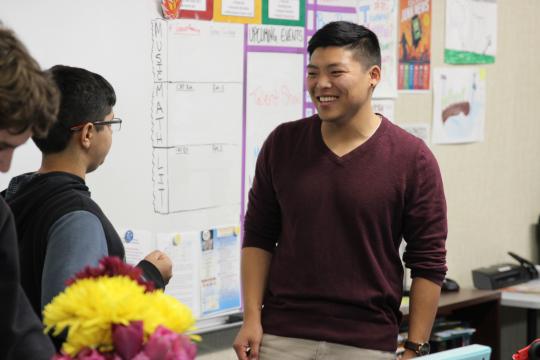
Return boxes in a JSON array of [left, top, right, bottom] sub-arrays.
[[33, 65, 116, 154], [308, 21, 381, 69], [0, 27, 59, 137]]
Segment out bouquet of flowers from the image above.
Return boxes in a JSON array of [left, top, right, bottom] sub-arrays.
[[43, 256, 199, 360]]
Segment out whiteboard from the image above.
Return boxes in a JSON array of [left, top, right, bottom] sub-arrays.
[[0, 1, 244, 322]]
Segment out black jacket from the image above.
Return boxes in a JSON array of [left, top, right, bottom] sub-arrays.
[[0, 197, 55, 359], [4, 172, 165, 317]]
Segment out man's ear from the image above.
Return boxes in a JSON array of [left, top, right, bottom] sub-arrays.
[[368, 65, 381, 88], [78, 123, 94, 150]]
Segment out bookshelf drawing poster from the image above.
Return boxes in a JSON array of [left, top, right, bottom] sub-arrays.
[[398, 0, 431, 91]]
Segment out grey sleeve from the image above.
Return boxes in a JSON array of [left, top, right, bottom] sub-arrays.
[[41, 211, 108, 310]]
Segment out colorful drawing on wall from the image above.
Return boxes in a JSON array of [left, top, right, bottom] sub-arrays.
[[214, 0, 262, 23], [262, 0, 305, 27], [398, 0, 431, 91], [162, 0, 182, 19], [445, 0, 497, 64], [432, 67, 486, 144], [357, 0, 398, 99]]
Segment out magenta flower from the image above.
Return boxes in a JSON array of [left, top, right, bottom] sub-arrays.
[[75, 349, 106, 360], [143, 326, 197, 360], [112, 321, 144, 360], [131, 353, 151, 360], [66, 256, 155, 292]]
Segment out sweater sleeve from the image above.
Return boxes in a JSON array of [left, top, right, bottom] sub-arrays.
[[41, 211, 108, 309], [402, 142, 448, 285], [243, 130, 282, 252]]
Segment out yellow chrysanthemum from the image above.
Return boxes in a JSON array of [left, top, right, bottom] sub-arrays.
[[44, 276, 150, 356], [44, 275, 198, 356], [141, 290, 197, 336]]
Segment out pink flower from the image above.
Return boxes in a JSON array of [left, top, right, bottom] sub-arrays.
[[131, 353, 151, 360], [112, 321, 144, 360], [143, 326, 196, 360], [76, 349, 106, 360]]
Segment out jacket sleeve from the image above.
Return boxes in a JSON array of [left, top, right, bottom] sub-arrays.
[[402, 142, 448, 286]]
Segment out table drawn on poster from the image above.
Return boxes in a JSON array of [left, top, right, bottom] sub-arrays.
[[432, 67, 486, 144], [357, 0, 398, 98], [151, 20, 244, 214]]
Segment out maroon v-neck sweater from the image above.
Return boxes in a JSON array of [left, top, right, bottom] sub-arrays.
[[243, 115, 447, 352]]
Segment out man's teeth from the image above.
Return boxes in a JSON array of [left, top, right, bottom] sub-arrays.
[[319, 96, 337, 102]]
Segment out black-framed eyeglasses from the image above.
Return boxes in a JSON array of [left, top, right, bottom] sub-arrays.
[[70, 118, 122, 132]]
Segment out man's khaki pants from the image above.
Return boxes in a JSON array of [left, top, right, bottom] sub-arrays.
[[259, 334, 396, 360]]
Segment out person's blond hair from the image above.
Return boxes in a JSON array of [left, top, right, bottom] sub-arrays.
[[0, 27, 59, 137]]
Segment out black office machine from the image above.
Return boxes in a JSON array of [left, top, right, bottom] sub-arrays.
[[472, 252, 538, 290]]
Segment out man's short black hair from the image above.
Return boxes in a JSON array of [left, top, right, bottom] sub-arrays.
[[308, 21, 381, 69], [33, 65, 116, 154]]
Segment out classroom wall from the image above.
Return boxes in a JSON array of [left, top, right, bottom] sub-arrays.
[[396, 0, 540, 288]]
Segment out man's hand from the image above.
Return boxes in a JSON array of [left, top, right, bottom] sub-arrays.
[[144, 250, 173, 284], [233, 320, 263, 360]]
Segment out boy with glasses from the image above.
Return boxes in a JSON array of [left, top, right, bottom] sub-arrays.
[[4, 65, 173, 320], [0, 26, 59, 359]]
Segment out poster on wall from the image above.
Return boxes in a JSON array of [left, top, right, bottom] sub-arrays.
[[445, 0, 497, 64], [214, 0, 262, 23], [162, 0, 214, 20], [155, 226, 242, 319], [262, 0, 306, 26], [180, 0, 214, 20], [432, 67, 486, 144], [398, 0, 431, 91], [357, 0, 398, 99]]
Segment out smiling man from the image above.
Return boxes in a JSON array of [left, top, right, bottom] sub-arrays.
[[233, 21, 447, 360]]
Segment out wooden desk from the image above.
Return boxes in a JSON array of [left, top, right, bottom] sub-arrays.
[[402, 289, 501, 360]]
